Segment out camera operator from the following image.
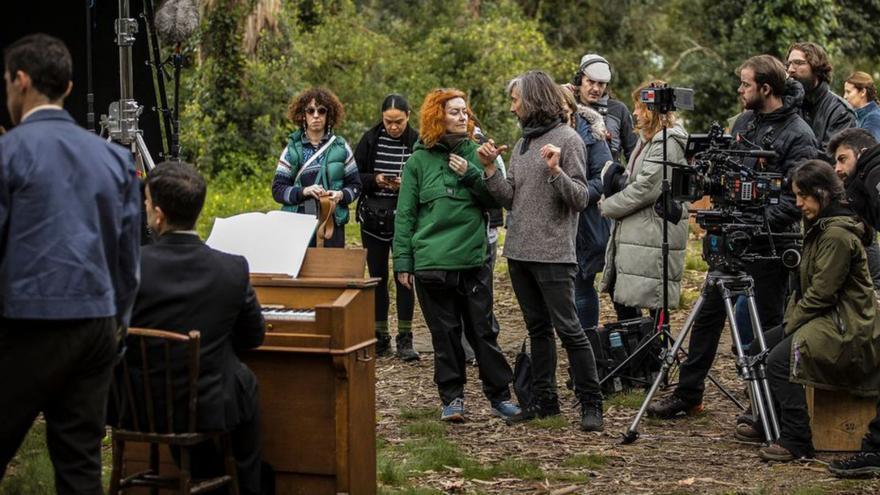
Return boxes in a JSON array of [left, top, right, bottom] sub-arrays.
[[827, 128, 880, 290], [647, 55, 819, 419], [786, 42, 856, 158]]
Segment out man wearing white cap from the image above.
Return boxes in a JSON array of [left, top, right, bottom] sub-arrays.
[[570, 54, 637, 162]]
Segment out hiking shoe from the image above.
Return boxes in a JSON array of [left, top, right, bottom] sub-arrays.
[[646, 395, 703, 419], [490, 400, 521, 420], [579, 401, 604, 432], [441, 398, 465, 423], [504, 401, 561, 425], [829, 452, 880, 478], [375, 332, 391, 357], [759, 443, 796, 462], [734, 422, 763, 444], [395, 332, 420, 362]]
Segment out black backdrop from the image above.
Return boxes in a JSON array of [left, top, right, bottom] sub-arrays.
[[1, 1, 163, 156]]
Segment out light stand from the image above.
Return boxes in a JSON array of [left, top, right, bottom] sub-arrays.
[[100, 0, 156, 174]]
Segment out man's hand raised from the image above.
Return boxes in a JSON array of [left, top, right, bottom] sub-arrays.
[[477, 139, 509, 178]]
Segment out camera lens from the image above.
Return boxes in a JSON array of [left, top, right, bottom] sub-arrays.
[[782, 248, 801, 269]]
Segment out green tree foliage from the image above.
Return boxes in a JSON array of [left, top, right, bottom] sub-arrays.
[[180, 0, 878, 179]]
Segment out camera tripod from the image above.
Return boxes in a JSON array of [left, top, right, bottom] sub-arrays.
[[621, 269, 781, 445]]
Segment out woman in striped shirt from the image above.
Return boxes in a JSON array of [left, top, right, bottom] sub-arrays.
[[355, 94, 420, 360]]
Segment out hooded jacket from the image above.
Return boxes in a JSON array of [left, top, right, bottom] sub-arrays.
[[846, 143, 880, 231], [392, 139, 497, 273], [731, 79, 819, 238], [599, 123, 690, 310], [574, 105, 613, 276], [801, 80, 857, 156], [785, 208, 880, 396]]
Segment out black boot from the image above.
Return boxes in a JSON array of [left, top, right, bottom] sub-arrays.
[[505, 398, 560, 424], [579, 399, 604, 432], [396, 332, 420, 361], [375, 332, 391, 357]]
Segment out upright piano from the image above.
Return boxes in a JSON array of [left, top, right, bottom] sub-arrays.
[[121, 248, 379, 494], [246, 247, 379, 494]]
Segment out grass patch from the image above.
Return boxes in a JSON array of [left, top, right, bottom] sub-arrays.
[[402, 420, 446, 439], [378, 487, 444, 495], [377, 454, 407, 486], [526, 415, 569, 430], [399, 407, 437, 421], [791, 487, 827, 495], [0, 422, 55, 495], [548, 471, 589, 482], [604, 389, 645, 410], [491, 458, 545, 480], [562, 453, 610, 469], [403, 438, 469, 472], [679, 287, 700, 308]]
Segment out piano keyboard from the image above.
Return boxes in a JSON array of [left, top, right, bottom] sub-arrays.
[[261, 308, 316, 322]]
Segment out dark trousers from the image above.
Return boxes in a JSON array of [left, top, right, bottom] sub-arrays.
[[759, 325, 814, 457], [186, 366, 263, 495], [675, 259, 787, 405], [462, 240, 499, 361], [0, 317, 117, 495], [508, 260, 602, 403], [361, 229, 414, 324], [414, 264, 512, 405], [863, 399, 880, 452], [308, 224, 345, 248], [574, 272, 599, 330]]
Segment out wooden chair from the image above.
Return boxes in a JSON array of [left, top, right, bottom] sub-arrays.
[[108, 328, 240, 494]]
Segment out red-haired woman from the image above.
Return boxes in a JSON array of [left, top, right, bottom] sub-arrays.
[[272, 87, 361, 247], [392, 88, 518, 422]]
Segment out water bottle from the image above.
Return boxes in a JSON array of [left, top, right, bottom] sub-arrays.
[[608, 331, 628, 392]]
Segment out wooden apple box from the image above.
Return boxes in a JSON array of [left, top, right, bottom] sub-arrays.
[[806, 386, 876, 452]]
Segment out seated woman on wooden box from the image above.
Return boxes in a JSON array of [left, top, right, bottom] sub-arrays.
[[743, 159, 880, 462]]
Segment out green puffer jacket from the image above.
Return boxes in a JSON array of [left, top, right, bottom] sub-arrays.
[[392, 139, 498, 273], [786, 211, 880, 396], [283, 130, 353, 225]]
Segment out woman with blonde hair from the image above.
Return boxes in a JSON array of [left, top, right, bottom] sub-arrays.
[[844, 72, 880, 141], [599, 80, 689, 320], [393, 88, 518, 422]]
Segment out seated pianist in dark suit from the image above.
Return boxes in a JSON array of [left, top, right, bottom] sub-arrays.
[[129, 161, 266, 494]]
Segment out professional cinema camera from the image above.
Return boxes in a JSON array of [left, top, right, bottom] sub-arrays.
[[668, 122, 801, 273]]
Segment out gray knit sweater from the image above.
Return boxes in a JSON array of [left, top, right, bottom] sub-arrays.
[[484, 123, 588, 264]]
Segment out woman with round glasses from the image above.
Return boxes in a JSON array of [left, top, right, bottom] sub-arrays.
[[272, 87, 361, 247]]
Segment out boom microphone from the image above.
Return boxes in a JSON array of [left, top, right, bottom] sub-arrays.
[[154, 0, 200, 45]]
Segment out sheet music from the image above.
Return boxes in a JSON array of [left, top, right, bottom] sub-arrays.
[[206, 211, 317, 277]]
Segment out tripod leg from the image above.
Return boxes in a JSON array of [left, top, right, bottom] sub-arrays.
[[745, 295, 781, 441], [622, 294, 706, 444], [134, 133, 156, 172], [722, 292, 773, 444]]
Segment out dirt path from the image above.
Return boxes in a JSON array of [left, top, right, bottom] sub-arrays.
[[375, 251, 880, 495]]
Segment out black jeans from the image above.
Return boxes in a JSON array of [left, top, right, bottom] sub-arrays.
[[308, 224, 345, 248], [759, 325, 814, 457], [674, 259, 787, 405], [508, 260, 602, 403], [361, 229, 415, 324], [0, 317, 117, 495], [414, 264, 513, 405]]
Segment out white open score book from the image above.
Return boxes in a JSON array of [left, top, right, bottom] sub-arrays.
[[205, 211, 318, 277]]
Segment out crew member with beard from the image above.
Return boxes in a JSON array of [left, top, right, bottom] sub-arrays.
[[647, 54, 818, 419], [786, 42, 856, 157], [567, 54, 637, 163]]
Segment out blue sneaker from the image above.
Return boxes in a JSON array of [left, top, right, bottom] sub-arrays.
[[491, 400, 521, 419], [441, 398, 465, 422]]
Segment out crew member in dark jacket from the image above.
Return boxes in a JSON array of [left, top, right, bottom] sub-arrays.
[[355, 94, 419, 360], [786, 41, 856, 157], [649, 55, 819, 419], [0, 34, 141, 494], [569, 54, 637, 163], [131, 162, 266, 495]]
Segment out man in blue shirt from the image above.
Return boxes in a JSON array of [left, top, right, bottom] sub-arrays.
[[0, 34, 140, 494]]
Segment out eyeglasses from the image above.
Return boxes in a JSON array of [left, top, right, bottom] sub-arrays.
[[785, 59, 809, 69], [305, 106, 328, 116]]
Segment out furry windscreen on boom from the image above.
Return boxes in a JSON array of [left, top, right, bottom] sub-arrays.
[[154, 0, 199, 45]]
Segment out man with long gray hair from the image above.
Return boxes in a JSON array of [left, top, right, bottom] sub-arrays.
[[478, 70, 604, 431]]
